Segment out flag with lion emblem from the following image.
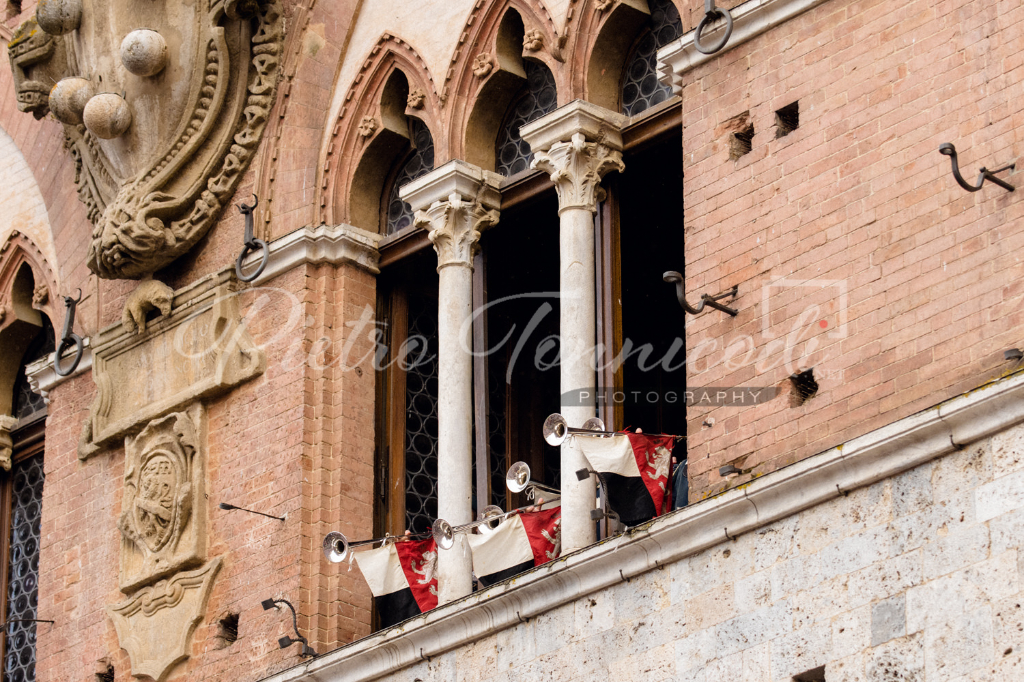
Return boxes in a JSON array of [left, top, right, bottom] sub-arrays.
[[353, 537, 438, 627], [577, 432, 676, 526], [467, 507, 562, 588]]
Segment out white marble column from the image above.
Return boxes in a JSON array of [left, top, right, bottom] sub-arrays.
[[522, 101, 627, 552], [401, 161, 501, 602]]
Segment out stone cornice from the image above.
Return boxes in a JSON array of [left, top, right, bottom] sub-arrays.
[[258, 367, 1024, 682], [26, 338, 93, 406], [520, 99, 628, 155], [657, 0, 830, 92], [240, 223, 383, 284]]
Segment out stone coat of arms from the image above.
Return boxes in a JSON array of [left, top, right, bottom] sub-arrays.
[[8, 0, 284, 280]]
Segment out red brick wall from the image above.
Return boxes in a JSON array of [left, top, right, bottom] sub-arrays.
[[682, 0, 1024, 498]]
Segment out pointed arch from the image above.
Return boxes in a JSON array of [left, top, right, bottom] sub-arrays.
[[445, 1, 568, 172], [319, 33, 444, 229]]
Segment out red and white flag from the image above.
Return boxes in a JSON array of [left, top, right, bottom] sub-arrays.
[[577, 432, 675, 526], [354, 537, 438, 628], [467, 507, 562, 588]]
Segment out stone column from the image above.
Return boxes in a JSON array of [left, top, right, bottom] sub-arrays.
[[522, 101, 627, 552], [401, 161, 501, 603]]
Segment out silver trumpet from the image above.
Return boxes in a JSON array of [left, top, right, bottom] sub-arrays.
[[542, 413, 616, 446], [322, 529, 430, 563], [431, 504, 508, 550], [505, 461, 562, 500]]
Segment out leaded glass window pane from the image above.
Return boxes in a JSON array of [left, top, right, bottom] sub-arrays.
[[404, 298, 439, 534], [386, 119, 436, 235], [5, 453, 44, 682], [621, 0, 683, 117], [495, 60, 557, 177]]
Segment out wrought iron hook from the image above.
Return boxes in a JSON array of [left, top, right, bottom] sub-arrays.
[[54, 289, 84, 377], [663, 272, 738, 317], [261, 598, 316, 658], [939, 143, 1015, 193], [235, 194, 269, 282], [694, 0, 733, 55]]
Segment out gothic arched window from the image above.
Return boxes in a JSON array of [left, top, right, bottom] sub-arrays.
[[495, 60, 557, 177], [620, 0, 683, 117], [384, 118, 436, 235]]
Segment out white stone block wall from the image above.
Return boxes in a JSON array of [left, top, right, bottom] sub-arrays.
[[391, 423, 1024, 682]]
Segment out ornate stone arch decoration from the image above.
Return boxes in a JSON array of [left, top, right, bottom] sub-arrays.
[[446, 1, 564, 172], [0, 232, 60, 464], [565, 0, 684, 112], [6, 1, 285, 280], [320, 34, 443, 230]]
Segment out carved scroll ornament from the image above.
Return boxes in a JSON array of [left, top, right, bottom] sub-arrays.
[[7, 0, 285, 280]]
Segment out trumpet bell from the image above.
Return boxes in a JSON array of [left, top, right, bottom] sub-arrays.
[[543, 413, 570, 446], [478, 505, 505, 534], [432, 518, 455, 550], [322, 531, 350, 564], [581, 417, 607, 432], [506, 461, 532, 493]]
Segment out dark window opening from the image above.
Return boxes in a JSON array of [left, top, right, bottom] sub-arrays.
[[96, 663, 115, 682], [620, 0, 683, 117], [790, 369, 819, 406], [13, 317, 54, 424], [495, 60, 557, 177], [776, 101, 799, 138], [793, 665, 826, 682], [384, 119, 435, 235], [730, 124, 754, 160]]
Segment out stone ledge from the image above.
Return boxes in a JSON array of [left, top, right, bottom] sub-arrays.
[[241, 223, 382, 285], [260, 368, 1024, 682], [26, 337, 93, 405], [657, 0, 830, 92]]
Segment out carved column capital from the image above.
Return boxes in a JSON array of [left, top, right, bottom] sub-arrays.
[[0, 415, 17, 471], [532, 132, 625, 214], [520, 100, 628, 215], [401, 160, 502, 271], [414, 193, 500, 270]]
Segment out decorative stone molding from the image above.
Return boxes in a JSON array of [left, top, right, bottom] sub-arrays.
[[595, 0, 616, 12], [357, 116, 378, 138], [523, 29, 545, 52], [7, 1, 285, 280], [79, 270, 265, 459], [32, 282, 48, 307], [109, 557, 222, 682], [258, 367, 1024, 682], [238, 223, 383, 285], [26, 338, 93, 406], [401, 161, 502, 270], [119, 404, 207, 593], [657, 0, 830, 93], [406, 89, 426, 110], [0, 415, 17, 471], [522, 100, 628, 214], [471, 53, 495, 78]]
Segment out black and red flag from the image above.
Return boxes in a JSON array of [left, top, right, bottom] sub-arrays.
[[577, 432, 675, 526], [467, 507, 562, 588], [353, 537, 438, 628]]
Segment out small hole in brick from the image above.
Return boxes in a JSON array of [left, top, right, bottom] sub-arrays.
[[214, 612, 239, 648], [95, 663, 115, 682], [789, 369, 819, 407], [793, 665, 826, 682], [775, 101, 799, 138], [730, 124, 754, 160]]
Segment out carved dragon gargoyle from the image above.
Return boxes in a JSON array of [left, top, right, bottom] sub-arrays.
[[7, 0, 285, 280]]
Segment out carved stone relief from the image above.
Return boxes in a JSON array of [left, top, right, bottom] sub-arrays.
[[118, 404, 206, 593], [80, 269, 265, 459], [7, 0, 285, 280], [108, 557, 222, 682]]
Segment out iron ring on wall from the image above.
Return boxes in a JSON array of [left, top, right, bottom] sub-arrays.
[[694, 7, 733, 55], [54, 334, 84, 377], [235, 238, 270, 283]]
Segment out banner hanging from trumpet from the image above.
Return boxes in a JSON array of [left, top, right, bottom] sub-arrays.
[[467, 508, 562, 588], [352, 537, 438, 628], [578, 432, 676, 526]]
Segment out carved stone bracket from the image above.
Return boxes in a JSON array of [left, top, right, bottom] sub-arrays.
[[401, 161, 502, 270], [521, 100, 628, 214], [0, 415, 17, 471], [80, 269, 265, 459], [119, 404, 206, 593], [109, 557, 222, 682]]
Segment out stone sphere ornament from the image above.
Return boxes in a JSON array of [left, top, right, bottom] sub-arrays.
[[49, 77, 94, 126], [83, 93, 133, 139], [35, 0, 83, 35], [120, 30, 169, 77]]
